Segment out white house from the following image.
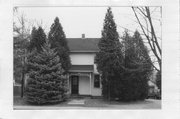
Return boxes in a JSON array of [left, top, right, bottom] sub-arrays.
[[67, 34, 102, 96]]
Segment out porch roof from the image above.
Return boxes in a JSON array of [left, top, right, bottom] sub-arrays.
[[69, 65, 94, 72]]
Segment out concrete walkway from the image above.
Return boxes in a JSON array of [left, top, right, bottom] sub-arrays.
[[67, 99, 85, 105]]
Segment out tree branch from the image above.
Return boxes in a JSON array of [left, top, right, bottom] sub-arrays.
[[145, 7, 161, 55], [132, 6, 161, 71]]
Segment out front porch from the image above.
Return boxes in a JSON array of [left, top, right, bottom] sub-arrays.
[[68, 72, 92, 96], [67, 65, 102, 96]]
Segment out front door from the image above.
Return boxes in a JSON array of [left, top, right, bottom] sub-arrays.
[[71, 76, 79, 95]]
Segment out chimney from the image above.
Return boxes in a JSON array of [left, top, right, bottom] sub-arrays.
[[82, 34, 85, 39]]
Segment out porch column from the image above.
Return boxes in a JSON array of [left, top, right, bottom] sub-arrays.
[[67, 74, 70, 94], [68, 74, 71, 94], [89, 73, 91, 95]]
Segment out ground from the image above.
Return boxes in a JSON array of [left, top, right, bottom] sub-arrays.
[[13, 96, 161, 110]]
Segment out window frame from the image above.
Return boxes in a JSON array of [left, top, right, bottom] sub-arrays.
[[94, 74, 100, 88]]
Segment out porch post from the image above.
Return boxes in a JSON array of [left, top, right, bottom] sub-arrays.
[[67, 74, 70, 94], [69, 74, 71, 94], [89, 73, 91, 95]]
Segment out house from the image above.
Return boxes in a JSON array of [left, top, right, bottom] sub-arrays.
[[14, 34, 102, 97], [66, 34, 102, 96], [147, 80, 160, 99]]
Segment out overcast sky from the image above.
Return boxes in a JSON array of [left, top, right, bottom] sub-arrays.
[[14, 6, 161, 68], [14, 7, 161, 38]]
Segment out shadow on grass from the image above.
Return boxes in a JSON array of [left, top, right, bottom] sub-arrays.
[[13, 96, 69, 106]]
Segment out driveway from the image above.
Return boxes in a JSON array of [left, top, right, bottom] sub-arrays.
[[13, 96, 161, 110]]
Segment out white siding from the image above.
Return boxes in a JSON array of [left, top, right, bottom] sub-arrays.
[[69, 52, 102, 96], [91, 73, 102, 96], [70, 53, 95, 65], [94, 64, 98, 74], [79, 76, 90, 95]]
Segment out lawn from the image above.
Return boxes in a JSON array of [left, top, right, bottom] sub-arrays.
[[13, 96, 161, 110]]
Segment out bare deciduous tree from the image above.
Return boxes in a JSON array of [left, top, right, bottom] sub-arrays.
[[131, 7, 161, 72], [13, 7, 31, 97], [131, 7, 162, 93], [13, 7, 47, 97]]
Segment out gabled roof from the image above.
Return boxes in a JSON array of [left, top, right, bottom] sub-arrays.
[[67, 38, 100, 52]]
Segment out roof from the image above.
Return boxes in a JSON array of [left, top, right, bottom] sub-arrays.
[[69, 65, 94, 72], [67, 38, 100, 52]]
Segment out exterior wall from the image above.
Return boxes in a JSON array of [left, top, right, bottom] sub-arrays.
[[91, 73, 102, 96], [68, 73, 102, 96], [68, 75, 91, 95], [93, 64, 98, 74], [67, 75, 71, 95], [79, 76, 90, 95], [70, 53, 95, 65], [69, 52, 102, 96]]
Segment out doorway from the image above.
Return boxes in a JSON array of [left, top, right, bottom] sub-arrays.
[[71, 75, 79, 95]]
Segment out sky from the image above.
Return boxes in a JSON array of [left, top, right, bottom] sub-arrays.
[[14, 6, 161, 69], [14, 6, 161, 38]]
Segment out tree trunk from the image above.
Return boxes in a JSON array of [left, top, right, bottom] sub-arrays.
[[21, 70, 24, 98], [108, 77, 111, 101], [21, 51, 26, 98]]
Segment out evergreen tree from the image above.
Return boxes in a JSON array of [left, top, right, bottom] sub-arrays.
[[28, 27, 46, 52], [48, 17, 71, 73], [121, 30, 152, 101], [95, 7, 124, 99], [25, 43, 67, 104]]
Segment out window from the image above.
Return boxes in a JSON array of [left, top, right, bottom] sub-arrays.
[[94, 74, 100, 88]]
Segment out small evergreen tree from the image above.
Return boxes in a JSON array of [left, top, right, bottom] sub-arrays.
[[25, 43, 67, 104], [28, 27, 46, 52], [48, 17, 71, 73], [95, 7, 124, 99]]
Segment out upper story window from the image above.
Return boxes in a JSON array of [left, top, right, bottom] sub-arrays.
[[94, 74, 100, 88]]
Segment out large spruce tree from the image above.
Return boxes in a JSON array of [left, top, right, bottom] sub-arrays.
[[25, 43, 67, 104], [95, 7, 124, 99], [48, 17, 71, 73], [121, 30, 152, 101]]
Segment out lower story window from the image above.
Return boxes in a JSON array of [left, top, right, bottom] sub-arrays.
[[94, 74, 100, 88]]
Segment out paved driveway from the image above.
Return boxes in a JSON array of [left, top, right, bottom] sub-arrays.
[[14, 97, 161, 110]]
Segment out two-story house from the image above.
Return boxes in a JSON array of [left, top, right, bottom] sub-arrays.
[[66, 34, 102, 96], [14, 34, 102, 97]]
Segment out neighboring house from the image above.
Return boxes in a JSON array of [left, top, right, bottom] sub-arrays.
[[66, 34, 101, 96], [148, 70, 159, 92], [148, 80, 159, 93], [147, 80, 160, 99]]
